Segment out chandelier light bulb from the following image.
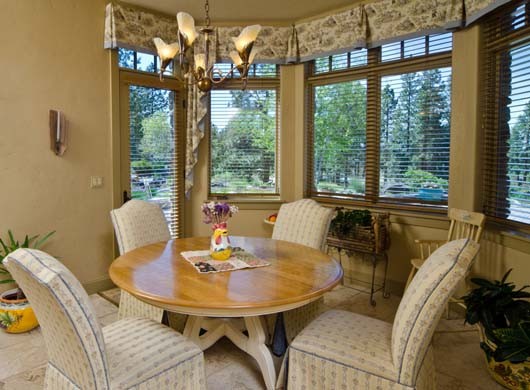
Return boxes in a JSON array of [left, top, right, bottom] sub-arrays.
[[153, 38, 180, 60], [248, 48, 259, 65], [233, 25, 261, 53], [194, 53, 207, 71], [177, 12, 198, 46], [229, 51, 243, 66]]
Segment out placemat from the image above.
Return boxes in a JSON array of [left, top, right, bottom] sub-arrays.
[[181, 247, 271, 273]]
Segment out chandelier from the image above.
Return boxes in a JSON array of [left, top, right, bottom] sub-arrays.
[[153, 0, 261, 92]]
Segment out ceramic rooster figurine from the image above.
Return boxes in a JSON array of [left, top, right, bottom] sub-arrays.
[[202, 202, 239, 261], [210, 227, 232, 261]]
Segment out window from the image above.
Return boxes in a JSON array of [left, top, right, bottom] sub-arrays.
[[308, 34, 453, 208], [118, 48, 173, 75], [483, 1, 530, 226], [118, 51, 184, 236], [209, 65, 279, 196]]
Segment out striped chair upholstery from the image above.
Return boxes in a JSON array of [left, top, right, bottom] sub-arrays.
[[110, 200, 186, 331], [5, 248, 206, 390], [288, 239, 479, 389], [270, 199, 335, 342]]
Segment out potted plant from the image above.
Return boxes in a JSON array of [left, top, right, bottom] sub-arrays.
[[463, 269, 530, 389], [0, 230, 55, 333]]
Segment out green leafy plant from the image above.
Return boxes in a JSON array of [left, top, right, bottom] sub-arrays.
[[329, 208, 372, 237], [0, 230, 55, 285], [463, 269, 530, 363]]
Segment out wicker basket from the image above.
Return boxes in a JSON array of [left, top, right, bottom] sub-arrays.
[[327, 211, 391, 254]]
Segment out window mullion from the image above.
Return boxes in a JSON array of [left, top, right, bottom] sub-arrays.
[[365, 48, 381, 203]]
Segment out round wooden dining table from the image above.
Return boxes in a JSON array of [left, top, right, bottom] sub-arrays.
[[109, 236, 343, 390]]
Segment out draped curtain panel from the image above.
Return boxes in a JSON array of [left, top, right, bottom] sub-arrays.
[[185, 85, 208, 196], [104, 0, 507, 195]]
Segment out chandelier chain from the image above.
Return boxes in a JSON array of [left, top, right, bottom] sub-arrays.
[[204, 0, 211, 28]]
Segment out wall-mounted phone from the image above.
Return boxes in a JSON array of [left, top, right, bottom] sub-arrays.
[[49, 109, 67, 156]]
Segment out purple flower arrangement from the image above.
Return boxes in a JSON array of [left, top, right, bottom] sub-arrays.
[[201, 201, 239, 229]]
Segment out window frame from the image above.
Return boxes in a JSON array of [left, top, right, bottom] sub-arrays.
[[306, 40, 453, 212], [207, 75, 281, 199]]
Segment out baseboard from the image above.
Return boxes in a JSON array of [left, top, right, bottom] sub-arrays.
[[83, 277, 116, 295]]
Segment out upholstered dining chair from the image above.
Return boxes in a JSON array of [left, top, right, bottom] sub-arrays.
[[4, 248, 206, 390], [287, 238, 480, 390], [269, 198, 335, 343], [110, 199, 187, 331]]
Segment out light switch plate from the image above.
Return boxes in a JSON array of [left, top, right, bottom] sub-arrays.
[[90, 176, 104, 188]]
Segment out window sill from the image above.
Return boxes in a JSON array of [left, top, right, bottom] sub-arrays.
[[311, 195, 447, 214], [204, 198, 285, 210]]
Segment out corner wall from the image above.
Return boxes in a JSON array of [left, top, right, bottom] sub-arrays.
[[0, 0, 114, 292]]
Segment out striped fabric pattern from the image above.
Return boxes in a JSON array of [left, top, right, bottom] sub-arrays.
[[110, 199, 171, 255], [269, 199, 335, 342], [104, 317, 205, 389], [5, 248, 109, 389], [288, 239, 479, 390], [111, 199, 188, 328], [392, 238, 479, 385], [272, 199, 335, 251], [5, 248, 206, 390]]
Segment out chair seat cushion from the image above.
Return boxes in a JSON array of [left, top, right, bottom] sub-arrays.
[[290, 309, 398, 382], [103, 317, 204, 389]]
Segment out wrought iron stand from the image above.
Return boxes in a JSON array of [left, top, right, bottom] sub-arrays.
[[327, 240, 390, 306]]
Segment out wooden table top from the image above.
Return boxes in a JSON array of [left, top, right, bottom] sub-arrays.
[[109, 236, 343, 317]]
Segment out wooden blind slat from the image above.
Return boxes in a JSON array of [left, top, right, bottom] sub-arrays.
[[482, 0, 530, 226]]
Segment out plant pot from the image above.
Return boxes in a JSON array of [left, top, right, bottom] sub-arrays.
[[0, 288, 39, 333], [478, 324, 530, 389]]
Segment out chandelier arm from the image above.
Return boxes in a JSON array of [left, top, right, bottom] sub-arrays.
[[208, 65, 241, 84]]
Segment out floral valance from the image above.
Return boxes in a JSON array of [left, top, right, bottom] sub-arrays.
[[105, 0, 508, 63], [104, 3, 294, 63]]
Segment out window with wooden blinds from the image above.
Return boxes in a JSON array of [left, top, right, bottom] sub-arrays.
[[483, 0, 530, 226], [209, 70, 280, 196], [307, 34, 453, 209], [119, 66, 184, 238]]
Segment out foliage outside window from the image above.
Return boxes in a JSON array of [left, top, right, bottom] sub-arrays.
[[483, 1, 530, 227], [118, 48, 173, 75], [308, 34, 453, 208], [209, 66, 279, 196]]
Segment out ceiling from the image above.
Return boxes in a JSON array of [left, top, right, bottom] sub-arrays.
[[124, 0, 360, 24]]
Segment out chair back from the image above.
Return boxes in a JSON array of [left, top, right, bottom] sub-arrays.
[[272, 199, 334, 251], [110, 199, 170, 255], [391, 239, 479, 386], [4, 249, 109, 389], [447, 208, 485, 242]]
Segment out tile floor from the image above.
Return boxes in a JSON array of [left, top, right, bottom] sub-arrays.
[[0, 286, 503, 389]]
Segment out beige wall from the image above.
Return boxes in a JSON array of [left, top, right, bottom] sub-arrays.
[[0, 0, 114, 293], [1, 2, 528, 295]]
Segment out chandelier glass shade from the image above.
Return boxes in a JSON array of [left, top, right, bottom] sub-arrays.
[[153, 1, 261, 92]]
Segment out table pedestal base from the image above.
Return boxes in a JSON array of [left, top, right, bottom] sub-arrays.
[[183, 316, 276, 389]]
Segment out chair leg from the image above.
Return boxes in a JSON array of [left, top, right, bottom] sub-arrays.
[[404, 266, 417, 292]]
